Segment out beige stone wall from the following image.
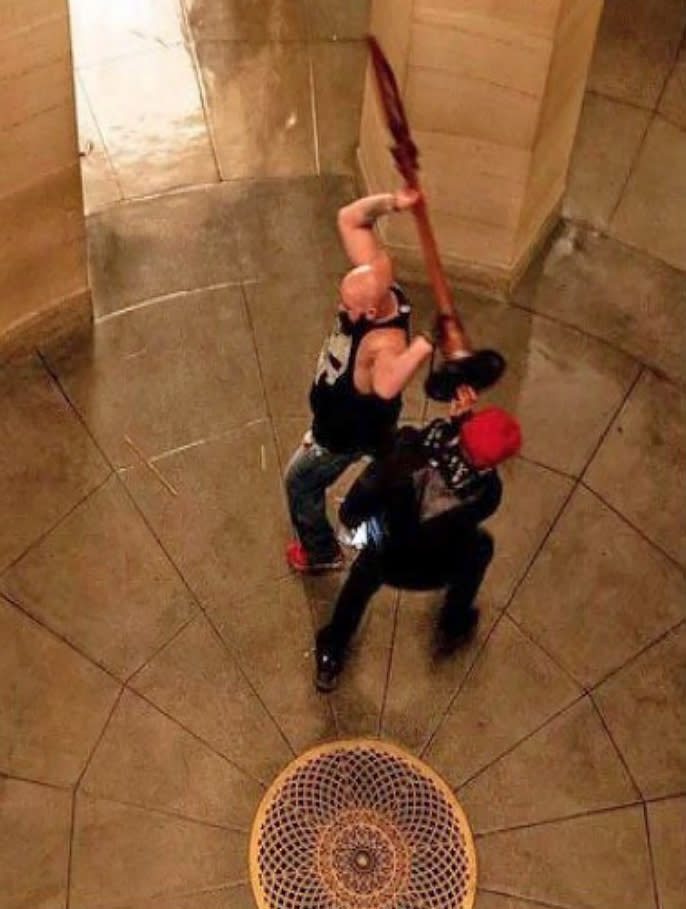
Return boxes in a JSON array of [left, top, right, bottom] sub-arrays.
[[0, 0, 90, 357], [360, 0, 603, 293]]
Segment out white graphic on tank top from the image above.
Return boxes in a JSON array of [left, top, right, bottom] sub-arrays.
[[314, 316, 353, 387]]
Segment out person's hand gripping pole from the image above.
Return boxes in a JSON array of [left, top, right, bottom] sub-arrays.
[[367, 35, 506, 401]]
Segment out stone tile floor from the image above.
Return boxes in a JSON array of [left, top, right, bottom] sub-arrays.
[[2, 0, 686, 906], [2, 174, 685, 908]]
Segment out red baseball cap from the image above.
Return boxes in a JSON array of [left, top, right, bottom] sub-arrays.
[[459, 407, 522, 469]]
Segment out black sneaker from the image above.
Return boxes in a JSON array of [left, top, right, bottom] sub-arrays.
[[315, 635, 344, 693]]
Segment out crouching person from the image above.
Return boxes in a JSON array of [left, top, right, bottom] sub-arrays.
[[314, 387, 522, 691]]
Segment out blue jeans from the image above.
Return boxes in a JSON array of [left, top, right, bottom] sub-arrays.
[[285, 432, 359, 561]]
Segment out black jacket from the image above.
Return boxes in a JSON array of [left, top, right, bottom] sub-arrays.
[[339, 421, 501, 559]]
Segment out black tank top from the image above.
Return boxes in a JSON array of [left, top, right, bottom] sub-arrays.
[[310, 285, 411, 454]]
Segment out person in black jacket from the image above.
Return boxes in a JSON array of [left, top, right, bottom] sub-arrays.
[[314, 387, 522, 691]]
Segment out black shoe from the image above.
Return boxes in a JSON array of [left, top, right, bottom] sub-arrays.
[[425, 349, 506, 400], [315, 633, 344, 693], [435, 606, 480, 655]]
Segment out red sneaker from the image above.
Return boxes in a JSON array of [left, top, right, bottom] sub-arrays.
[[286, 541, 343, 574]]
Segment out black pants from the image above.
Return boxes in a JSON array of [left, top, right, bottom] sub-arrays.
[[320, 529, 494, 654]]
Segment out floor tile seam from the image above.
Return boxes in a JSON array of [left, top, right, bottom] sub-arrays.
[[642, 801, 663, 909], [452, 689, 586, 792], [0, 468, 112, 579], [179, 0, 222, 183], [377, 590, 402, 737], [38, 351, 294, 767], [307, 40, 321, 176], [577, 365, 645, 485], [72, 788, 250, 835], [587, 616, 686, 699], [101, 879, 251, 909], [0, 588, 123, 687], [504, 612, 587, 691], [587, 684, 654, 803], [513, 452, 576, 481], [75, 687, 125, 790], [476, 885, 578, 909], [74, 37, 186, 73], [122, 685, 268, 789], [65, 787, 77, 909], [3, 96, 71, 134], [579, 482, 686, 577], [607, 107, 655, 226], [238, 279, 339, 738], [76, 71, 126, 200], [506, 297, 664, 374], [122, 615, 199, 686], [472, 797, 647, 839], [0, 769, 72, 793], [202, 610, 300, 761], [643, 789, 686, 806], [94, 278, 254, 324], [420, 470, 580, 760], [120, 416, 271, 469]]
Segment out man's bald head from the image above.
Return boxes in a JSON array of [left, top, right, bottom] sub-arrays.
[[339, 254, 393, 322]]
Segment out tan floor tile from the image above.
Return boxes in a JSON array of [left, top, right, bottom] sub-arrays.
[[611, 117, 686, 271], [585, 370, 686, 569], [509, 486, 686, 687], [594, 624, 686, 799], [209, 577, 336, 752], [659, 46, 686, 130], [198, 41, 315, 180], [459, 697, 639, 832], [1, 478, 196, 679], [483, 458, 574, 608], [226, 176, 354, 280], [473, 895, 539, 909], [312, 41, 367, 175], [424, 615, 581, 787], [69, 0, 185, 68], [477, 806, 655, 908], [0, 360, 108, 572], [514, 224, 686, 386], [588, 0, 686, 108], [429, 302, 640, 476], [245, 274, 341, 420], [130, 616, 292, 783], [70, 795, 246, 909], [113, 887, 255, 909], [326, 584, 397, 738], [49, 285, 266, 466], [0, 597, 119, 786], [121, 423, 291, 607], [382, 587, 500, 754], [74, 75, 122, 214], [79, 44, 217, 198], [0, 778, 71, 909], [86, 185, 245, 317], [647, 796, 686, 909], [564, 92, 651, 229], [307, 0, 371, 38], [81, 690, 263, 828], [183, 0, 309, 40]]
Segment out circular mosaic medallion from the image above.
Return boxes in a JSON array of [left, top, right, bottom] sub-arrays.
[[250, 739, 476, 909]]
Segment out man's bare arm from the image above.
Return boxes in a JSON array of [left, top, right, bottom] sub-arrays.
[[337, 189, 419, 266], [370, 334, 434, 400]]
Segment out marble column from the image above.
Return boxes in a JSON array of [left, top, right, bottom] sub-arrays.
[[359, 0, 603, 296], [0, 0, 90, 358]]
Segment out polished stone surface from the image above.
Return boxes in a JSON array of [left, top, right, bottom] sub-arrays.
[[0, 778, 71, 909], [4, 1, 684, 902], [1, 478, 197, 679], [509, 485, 686, 687], [594, 624, 686, 799], [611, 117, 686, 271]]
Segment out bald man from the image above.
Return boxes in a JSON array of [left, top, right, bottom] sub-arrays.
[[285, 189, 436, 573]]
